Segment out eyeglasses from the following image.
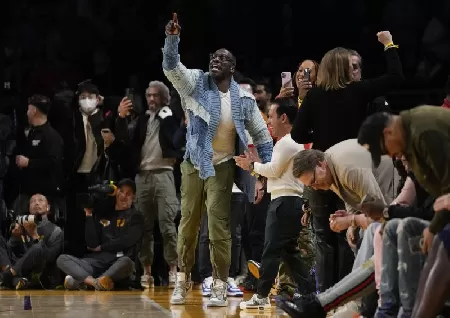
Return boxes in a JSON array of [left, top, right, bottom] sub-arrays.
[[209, 53, 234, 64], [352, 63, 360, 71]]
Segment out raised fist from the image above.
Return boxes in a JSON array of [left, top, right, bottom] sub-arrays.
[[377, 31, 393, 46], [166, 13, 181, 35]]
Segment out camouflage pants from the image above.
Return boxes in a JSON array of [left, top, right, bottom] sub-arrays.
[[278, 223, 316, 294]]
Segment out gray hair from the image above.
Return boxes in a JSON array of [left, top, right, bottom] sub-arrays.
[[292, 149, 325, 178], [348, 49, 363, 68], [147, 81, 170, 106]]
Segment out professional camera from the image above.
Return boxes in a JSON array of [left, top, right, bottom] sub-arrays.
[[16, 214, 43, 226], [77, 181, 118, 209]]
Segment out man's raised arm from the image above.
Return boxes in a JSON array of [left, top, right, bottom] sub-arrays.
[[162, 13, 200, 97]]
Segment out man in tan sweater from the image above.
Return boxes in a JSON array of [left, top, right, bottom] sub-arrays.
[[277, 138, 398, 317]]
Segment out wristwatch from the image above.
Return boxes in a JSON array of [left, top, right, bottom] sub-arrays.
[[350, 214, 357, 227], [382, 207, 390, 219]]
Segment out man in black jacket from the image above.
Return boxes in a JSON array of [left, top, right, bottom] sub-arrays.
[[57, 179, 144, 291], [66, 80, 116, 257], [114, 81, 180, 287], [0, 193, 63, 289], [14, 95, 64, 216]]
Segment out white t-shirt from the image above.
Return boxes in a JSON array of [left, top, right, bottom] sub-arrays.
[[253, 134, 304, 200], [212, 91, 236, 165], [232, 131, 254, 193]]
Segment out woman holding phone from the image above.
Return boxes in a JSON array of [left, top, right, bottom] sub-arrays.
[[277, 59, 320, 108], [283, 31, 404, 315]]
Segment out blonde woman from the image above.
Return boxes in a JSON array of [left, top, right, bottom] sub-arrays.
[[290, 32, 404, 296]]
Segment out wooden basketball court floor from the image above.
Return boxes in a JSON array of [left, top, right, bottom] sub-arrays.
[[0, 287, 289, 317]]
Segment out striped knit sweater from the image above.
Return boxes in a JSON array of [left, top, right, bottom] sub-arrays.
[[162, 34, 273, 180]]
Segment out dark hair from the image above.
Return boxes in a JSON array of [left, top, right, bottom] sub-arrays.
[[292, 149, 325, 178], [272, 97, 298, 124], [238, 77, 257, 93], [298, 59, 320, 74], [28, 94, 52, 115], [255, 78, 272, 95], [76, 79, 100, 96]]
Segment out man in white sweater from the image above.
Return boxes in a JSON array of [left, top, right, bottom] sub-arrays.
[[234, 98, 313, 310]]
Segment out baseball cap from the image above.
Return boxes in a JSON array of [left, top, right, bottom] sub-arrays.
[[117, 178, 136, 194], [357, 112, 392, 167]]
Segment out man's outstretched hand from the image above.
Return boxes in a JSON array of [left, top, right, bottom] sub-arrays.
[[166, 13, 181, 35]]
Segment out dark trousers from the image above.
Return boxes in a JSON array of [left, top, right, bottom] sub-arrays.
[[57, 254, 134, 282], [0, 237, 46, 277], [65, 173, 91, 257], [306, 188, 354, 292], [198, 192, 245, 280], [257, 196, 314, 297], [242, 192, 269, 265]]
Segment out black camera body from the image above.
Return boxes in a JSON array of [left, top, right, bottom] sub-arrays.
[[77, 181, 117, 209]]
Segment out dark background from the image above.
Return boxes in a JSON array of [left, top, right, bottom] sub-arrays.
[[1, 0, 450, 111]]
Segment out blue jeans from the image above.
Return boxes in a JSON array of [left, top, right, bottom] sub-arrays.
[[376, 217, 428, 318]]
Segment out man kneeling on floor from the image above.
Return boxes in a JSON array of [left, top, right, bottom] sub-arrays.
[[0, 194, 63, 289], [57, 179, 144, 291], [234, 98, 315, 310]]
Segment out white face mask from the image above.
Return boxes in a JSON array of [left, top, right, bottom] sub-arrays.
[[79, 98, 97, 113]]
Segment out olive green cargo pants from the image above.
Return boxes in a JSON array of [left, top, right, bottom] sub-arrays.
[[178, 160, 235, 281]]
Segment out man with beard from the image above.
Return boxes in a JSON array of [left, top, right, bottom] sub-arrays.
[[254, 80, 272, 120], [162, 13, 273, 307], [115, 81, 180, 288]]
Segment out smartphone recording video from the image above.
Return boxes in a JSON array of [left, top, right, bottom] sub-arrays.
[[281, 72, 293, 88], [303, 68, 311, 82]]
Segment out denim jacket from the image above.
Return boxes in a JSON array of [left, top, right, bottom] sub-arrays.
[[162, 35, 273, 200]]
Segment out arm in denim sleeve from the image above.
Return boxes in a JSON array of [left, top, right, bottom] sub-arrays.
[[245, 101, 273, 163], [162, 35, 200, 97]]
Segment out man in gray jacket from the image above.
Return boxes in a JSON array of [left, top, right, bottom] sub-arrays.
[[0, 194, 63, 289]]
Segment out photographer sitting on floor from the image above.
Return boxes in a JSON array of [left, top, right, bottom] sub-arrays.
[[0, 194, 63, 289], [57, 178, 144, 291]]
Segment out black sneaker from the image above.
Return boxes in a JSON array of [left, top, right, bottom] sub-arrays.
[[241, 275, 256, 292], [276, 294, 326, 318], [0, 269, 13, 289]]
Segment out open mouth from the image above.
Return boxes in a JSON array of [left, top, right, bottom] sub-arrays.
[[210, 63, 221, 72]]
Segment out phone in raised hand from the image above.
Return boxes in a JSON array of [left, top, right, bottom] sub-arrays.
[[303, 68, 311, 82], [281, 72, 293, 88]]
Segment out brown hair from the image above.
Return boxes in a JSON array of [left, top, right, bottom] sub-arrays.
[[292, 149, 325, 178], [317, 47, 352, 91]]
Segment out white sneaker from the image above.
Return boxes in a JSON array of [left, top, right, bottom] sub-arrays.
[[331, 301, 359, 318], [207, 279, 228, 307], [202, 276, 213, 297], [141, 274, 154, 287], [239, 294, 271, 311], [234, 274, 246, 286], [226, 277, 243, 297], [168, 271, 176, 289], [170, 273, 192, 305]]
